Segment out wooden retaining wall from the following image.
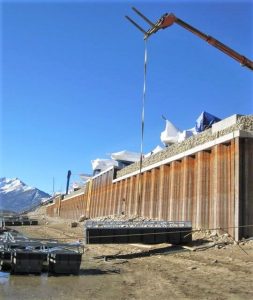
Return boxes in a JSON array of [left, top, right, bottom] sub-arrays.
[[46, 136, 253, 239]]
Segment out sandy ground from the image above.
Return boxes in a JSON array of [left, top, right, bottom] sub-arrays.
[[1, 206, 253, 300]]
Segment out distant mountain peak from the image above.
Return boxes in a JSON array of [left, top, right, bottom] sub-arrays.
[[0, 177, 50, 213], [0, 177, 28, 194]]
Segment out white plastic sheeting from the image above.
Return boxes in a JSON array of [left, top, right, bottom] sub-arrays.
[[145, 145, 163, 158], [160, 120, 182, 146], [178, 129, 195, 142], [79, 174, 92, 182], [111, 150, 140, 162], [69, 182, 82, 192], [91, 159, 118, 172]]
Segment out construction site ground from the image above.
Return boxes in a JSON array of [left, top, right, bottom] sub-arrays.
[[1, 207, 253, 300]]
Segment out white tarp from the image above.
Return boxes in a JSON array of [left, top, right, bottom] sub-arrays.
[[70, 182, 82, 192], [145, 145, 163, 158], [160, 120, 182, 146], [111, 150, 140, 162], [79, 174, 92, 182], [91, 159, 118, 172], [178, 129, 195, 142]]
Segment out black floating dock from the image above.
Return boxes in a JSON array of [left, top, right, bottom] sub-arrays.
[[48, 250, 82, 275], [0, 250, 11, 271], [11, 250, 45, 274], [85, 221, 192, 245], [2, 216, 38, 227], [0, 230, 84, 275]]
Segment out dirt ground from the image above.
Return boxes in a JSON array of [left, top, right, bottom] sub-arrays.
[[1, 207, 253, 300]]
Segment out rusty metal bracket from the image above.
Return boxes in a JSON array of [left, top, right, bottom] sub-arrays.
[[125, 7, 170, 40]]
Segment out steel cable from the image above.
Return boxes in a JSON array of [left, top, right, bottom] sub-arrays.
[[137, 39, 148, 215]]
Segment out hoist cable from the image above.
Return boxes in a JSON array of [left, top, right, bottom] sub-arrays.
[[137, 40, 148, 215]]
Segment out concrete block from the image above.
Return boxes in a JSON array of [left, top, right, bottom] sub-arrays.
[[212, 114, 241, 133]]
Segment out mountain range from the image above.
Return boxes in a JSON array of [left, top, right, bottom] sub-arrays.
[[0, 177, 50, 213]]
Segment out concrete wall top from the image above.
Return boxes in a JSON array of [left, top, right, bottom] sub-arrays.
[[212, 114, 242, 133], [62, 187, 86, 202]]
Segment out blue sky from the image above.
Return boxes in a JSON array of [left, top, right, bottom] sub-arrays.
[[1, 0, 252, 194]]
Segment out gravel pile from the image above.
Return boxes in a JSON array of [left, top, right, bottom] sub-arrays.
[[83, 215, 157, 233], [117, 115, 253, 178], [85, 219, 190, 228], [85, 214, 156, 223]]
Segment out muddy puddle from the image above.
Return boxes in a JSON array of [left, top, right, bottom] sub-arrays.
[[0, 262, 124, 300]]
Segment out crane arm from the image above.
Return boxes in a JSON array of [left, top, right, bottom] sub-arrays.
[[157, 13, 253, 70], [126, 8, 253, 71]]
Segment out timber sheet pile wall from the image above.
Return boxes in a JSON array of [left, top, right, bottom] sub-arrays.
[[89, 168, 115, 217], [46, 136, 253, 239], [60, 193, 88, 220], [239, 138, 253, 238], [47, 196, 61, 217], [110, 140, 238, 237], [46, 193, 89, 220]]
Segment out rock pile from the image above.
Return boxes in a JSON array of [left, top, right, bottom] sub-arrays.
[[85, 214, 156, 223]]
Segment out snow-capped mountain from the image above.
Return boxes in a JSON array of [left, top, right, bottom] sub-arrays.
[[0, 177, 50, 213]]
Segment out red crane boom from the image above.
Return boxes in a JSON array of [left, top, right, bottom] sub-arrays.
[[126, 7, 253, 71]]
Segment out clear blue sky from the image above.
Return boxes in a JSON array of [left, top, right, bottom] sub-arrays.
[[1, 0, 252, 194]]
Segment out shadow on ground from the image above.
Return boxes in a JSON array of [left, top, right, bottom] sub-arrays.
[[93, 245, 187, 261], [79, 268, 120, 276]]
